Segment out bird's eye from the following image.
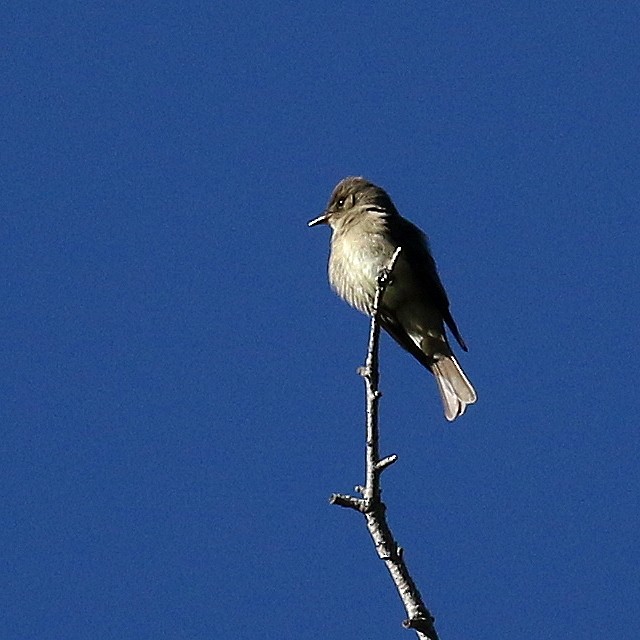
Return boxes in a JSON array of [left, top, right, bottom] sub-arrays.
[[336, 198, 346, 210]]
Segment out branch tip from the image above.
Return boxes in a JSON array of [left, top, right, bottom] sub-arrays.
[[375, 454, 398, 473], [330, 493, 364, 511]]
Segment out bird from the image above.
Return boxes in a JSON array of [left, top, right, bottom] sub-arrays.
[[308, 176, 476, 421]]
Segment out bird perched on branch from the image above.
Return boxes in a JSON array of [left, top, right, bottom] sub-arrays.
[[308, 176, 476, 421]]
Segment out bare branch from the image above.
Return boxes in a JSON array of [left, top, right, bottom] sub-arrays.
[[375, 454, 398, 473], [329, 493, 365, 512], [330, 246, 441, 640]]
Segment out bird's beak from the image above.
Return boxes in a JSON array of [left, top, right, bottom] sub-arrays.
[[307, 211, 330, 227]]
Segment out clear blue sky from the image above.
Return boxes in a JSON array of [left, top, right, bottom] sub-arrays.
[[3, 3, 639, 639]]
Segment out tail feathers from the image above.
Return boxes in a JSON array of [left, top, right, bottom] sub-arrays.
[[431, 355, 477, 422]]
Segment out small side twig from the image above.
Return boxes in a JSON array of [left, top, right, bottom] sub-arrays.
[[329, 247, 440, 640]]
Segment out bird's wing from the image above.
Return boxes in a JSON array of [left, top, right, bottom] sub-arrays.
[[386, 215, 468, 352], [379, 312, 435, 371]]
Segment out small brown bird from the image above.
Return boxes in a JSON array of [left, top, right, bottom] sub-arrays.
[[308, 177, 476, 421]]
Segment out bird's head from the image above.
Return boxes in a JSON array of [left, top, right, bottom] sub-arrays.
[[308, 177, 395, 231]]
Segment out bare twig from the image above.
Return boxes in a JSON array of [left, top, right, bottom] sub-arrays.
[[329, 247, 440, 640]]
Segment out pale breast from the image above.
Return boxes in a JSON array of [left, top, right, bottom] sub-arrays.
[[328, 229, 392, 315]]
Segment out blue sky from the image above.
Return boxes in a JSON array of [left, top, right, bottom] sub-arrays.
[[3, 2, 639, 639]]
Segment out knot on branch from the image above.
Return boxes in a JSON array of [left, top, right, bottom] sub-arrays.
[[376, 268, 393, 288], [362, 499, 386, 518], [375, 246, 402, 290], [403, 615, 437, 636]]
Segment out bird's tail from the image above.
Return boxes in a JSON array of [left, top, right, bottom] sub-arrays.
[[431, 355, 477, 422]]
